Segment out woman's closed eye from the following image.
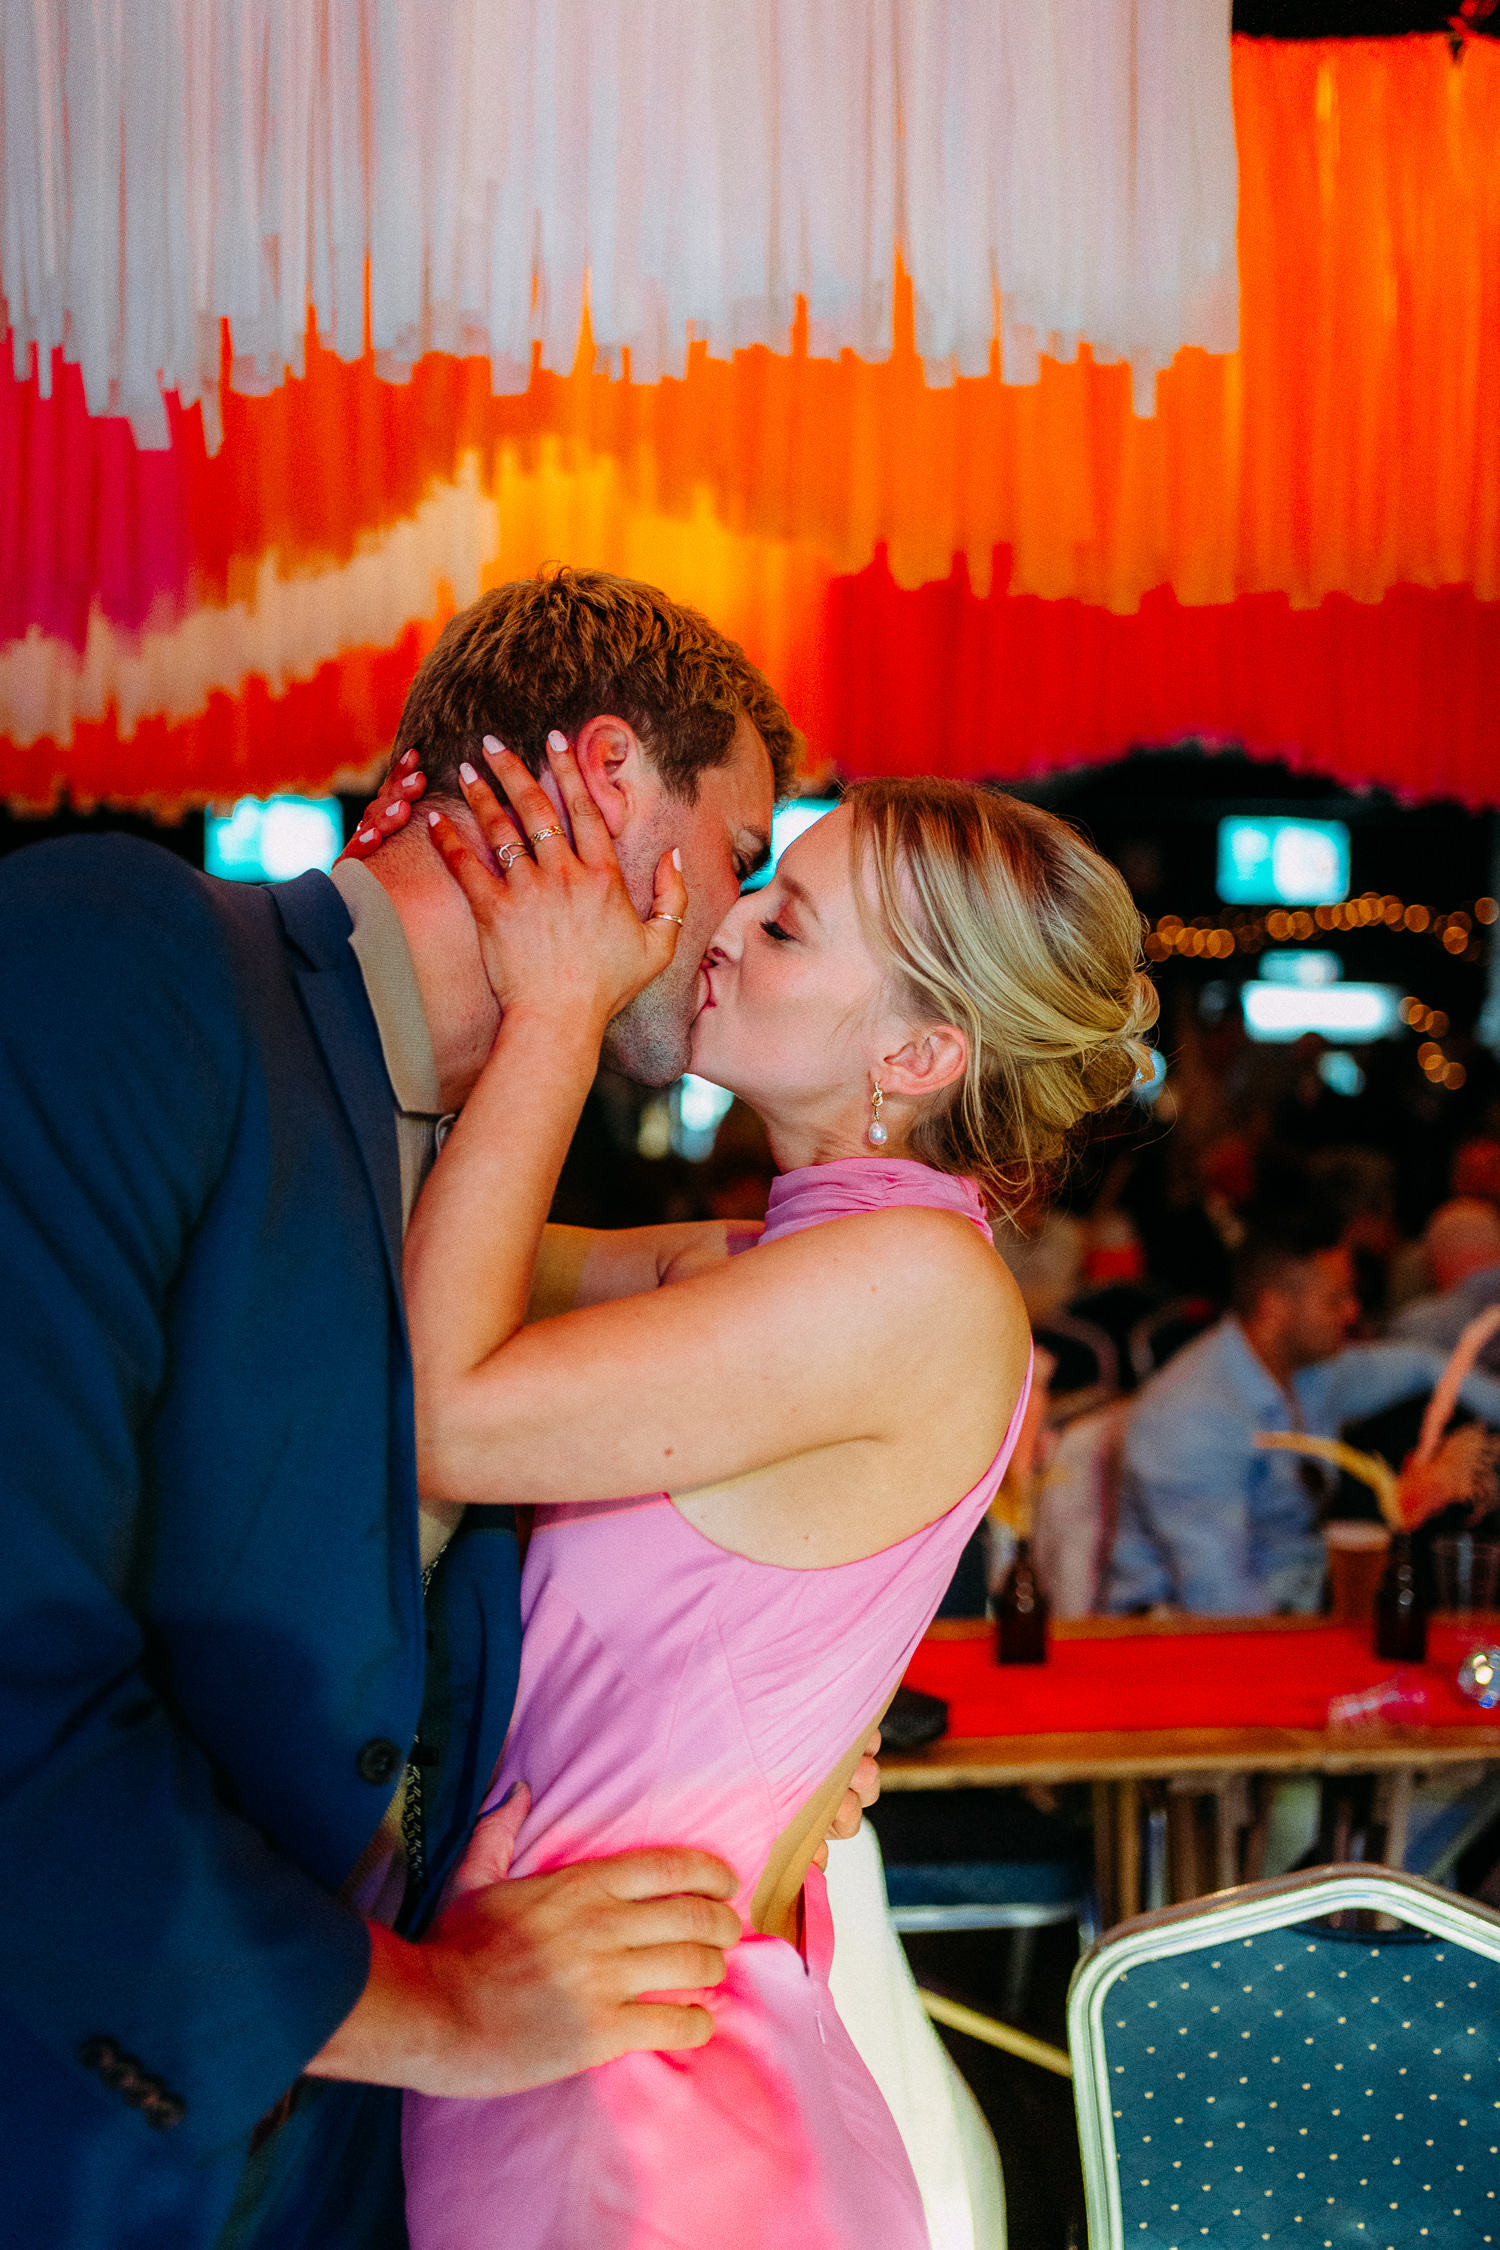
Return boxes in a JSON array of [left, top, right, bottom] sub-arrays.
[[760, 917, 794, 943]]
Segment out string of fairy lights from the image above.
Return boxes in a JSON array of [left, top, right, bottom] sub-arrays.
[[1142, 892, 1498, 963], [1144, 891, 1499, 1093]]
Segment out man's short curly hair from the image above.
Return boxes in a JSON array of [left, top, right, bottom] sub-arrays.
[[389, 566, 800, 804], [1231, 1204, 1345, 1319]]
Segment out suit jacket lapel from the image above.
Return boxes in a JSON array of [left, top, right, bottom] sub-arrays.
[[271, 872, 406, 1325]]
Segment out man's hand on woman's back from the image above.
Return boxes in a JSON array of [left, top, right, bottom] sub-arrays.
[[307, 1845, 741, 2099]]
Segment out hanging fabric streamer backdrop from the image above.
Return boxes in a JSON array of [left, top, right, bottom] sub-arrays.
[[2, 21, 1498, 811], [0, 0, 1237, 441]]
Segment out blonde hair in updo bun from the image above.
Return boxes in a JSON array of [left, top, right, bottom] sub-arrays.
[[846, 778, 1159, 1217]]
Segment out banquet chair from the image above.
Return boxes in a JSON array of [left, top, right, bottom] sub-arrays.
[[876, 1790, 1099, 2022], [1070, 1283, 1165, 1385], [1127, 1296, 1218, 1387], [1032, 1401, 1129, 1619], [1068, 1863, 1500, 2250], [891, 1870, 1097, 2039], [1033, 1313, 1120, 1417]]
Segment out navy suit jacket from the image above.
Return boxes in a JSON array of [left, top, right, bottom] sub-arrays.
[[0, 838, 521, 2249]]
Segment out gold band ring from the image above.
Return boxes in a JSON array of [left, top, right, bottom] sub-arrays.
[[649, 912, 685, 925], [529, 824, 565, 846]]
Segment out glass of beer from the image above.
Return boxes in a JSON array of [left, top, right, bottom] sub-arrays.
[[1323, 1520, 1392, 1624]]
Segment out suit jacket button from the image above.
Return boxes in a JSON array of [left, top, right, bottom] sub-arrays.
[[356, 1738, 401, 1785]]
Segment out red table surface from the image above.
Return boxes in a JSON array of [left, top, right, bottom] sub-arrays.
[[902, 1622, 1500, 1737]]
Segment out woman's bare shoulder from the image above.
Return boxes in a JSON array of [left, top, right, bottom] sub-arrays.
[[668, 1200, 1029, 1559], [742, 1198, 1026, 1357], [757, 1196, 1018, 1284]]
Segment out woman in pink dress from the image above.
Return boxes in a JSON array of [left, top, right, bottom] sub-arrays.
[[399, 747, 1154, 2249]]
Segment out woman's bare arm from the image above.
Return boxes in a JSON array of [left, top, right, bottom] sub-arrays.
[[528, 1221, 763, 1323], [417, 1193, 1022, 1527], [404, 748, 1027, 1562]]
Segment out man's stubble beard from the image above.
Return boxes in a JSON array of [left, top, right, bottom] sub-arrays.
[[600, 960, 699, 1088]]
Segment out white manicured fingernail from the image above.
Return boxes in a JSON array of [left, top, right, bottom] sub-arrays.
[[459, 761, 478, 784], [358, 829, 377, 845], [384, 802, 400, 817], [427, 810, 441, 827], [672, 848, 682, 870], [482, 735, 503, 758], [401, 772, 422, 790], [547, 730, 567, 755]]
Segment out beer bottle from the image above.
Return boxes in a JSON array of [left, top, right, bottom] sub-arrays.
[[1373, 1530, 1427, 1662], [996, 1537, 1048, 1665]]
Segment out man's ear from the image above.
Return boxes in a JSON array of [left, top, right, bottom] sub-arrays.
[[879, 1023, 969, 1103], [570, 715, 648, 840]]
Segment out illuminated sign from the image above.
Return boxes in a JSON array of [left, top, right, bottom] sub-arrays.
[[1216, 817, 1350, 906], [1241, 982, 1400, 1043], [741, 798, 838, 891], [205, 796, 344, 883], [1258, 949, 1341, 987]]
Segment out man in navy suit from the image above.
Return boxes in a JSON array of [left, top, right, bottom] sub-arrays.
[[0, 569, 802, 2248]]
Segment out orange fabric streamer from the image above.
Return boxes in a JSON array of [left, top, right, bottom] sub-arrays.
[[490, 34, 1500, 611]]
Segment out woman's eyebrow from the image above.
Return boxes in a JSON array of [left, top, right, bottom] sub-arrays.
[[776, 873, 823, 926]]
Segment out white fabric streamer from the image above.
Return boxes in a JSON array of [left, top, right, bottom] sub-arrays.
[[0, 0, 1238, 448]]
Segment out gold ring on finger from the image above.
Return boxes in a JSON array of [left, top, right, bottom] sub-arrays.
[[496, 842, 526, 871], [529, 824, 565, 846]]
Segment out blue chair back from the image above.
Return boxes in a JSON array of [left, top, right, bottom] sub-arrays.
[[1068, 1865, 1500, 2249]]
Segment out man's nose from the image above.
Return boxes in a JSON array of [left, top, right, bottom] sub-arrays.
[[706, 894, 752, 959]]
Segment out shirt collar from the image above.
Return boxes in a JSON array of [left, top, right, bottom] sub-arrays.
[[329, 859, 443, 1118], [1221, 1315, 1297, 1418], [1225, 1315, 1333, 1429]]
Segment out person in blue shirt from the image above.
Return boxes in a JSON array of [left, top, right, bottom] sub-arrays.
[[1106, 1210, 1500, 1616]]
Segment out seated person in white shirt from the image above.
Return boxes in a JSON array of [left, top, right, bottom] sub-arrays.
[[1387, 1198, 1500, 1369], [1106, 1210, 1500, 1616]]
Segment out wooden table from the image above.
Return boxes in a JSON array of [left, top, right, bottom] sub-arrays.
[[881, 1615, 1500, 1926]]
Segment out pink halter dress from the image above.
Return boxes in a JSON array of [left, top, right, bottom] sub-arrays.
[[403, 1156, 1032, 2250]]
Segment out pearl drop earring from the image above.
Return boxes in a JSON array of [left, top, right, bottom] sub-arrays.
[[867, 1083, 888, 1146]]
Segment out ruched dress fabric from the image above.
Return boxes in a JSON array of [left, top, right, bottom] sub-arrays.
[[403, 1155, 1031, 2250]]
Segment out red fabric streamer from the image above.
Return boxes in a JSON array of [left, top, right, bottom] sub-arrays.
[[0, 627, 438, 818], [8, 563, 1498, 814], [821, 553, 1500, 807]]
